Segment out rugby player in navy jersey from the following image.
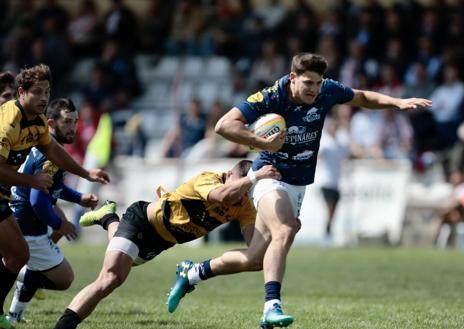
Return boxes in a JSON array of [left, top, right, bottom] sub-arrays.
[[52, 161, 281, 329], [6, 98, 100, 325], [0, 73, 16, 106], [168, 53, 432, 328], [0, 64, 109, 329]]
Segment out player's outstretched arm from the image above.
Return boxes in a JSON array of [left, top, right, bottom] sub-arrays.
[[40, 139, 110, 184], [30, 188, 77, 240], [347, 89, 432, 110], [215, 108, 284, 152], [60, 184, 99, 209], [0, 155, 53, 192], [208, 165, 281, 205]]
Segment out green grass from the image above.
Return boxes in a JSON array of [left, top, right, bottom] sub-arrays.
[[13, 244, 464, 329]]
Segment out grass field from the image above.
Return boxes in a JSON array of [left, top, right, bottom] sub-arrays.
[[14, 244, 464, 329]]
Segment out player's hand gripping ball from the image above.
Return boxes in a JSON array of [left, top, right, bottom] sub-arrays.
[[248, 113, 286, 139]]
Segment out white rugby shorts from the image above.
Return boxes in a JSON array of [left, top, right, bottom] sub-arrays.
[[25, 234, 64, 271], [249, 178, 306, 217], [107, 236, 146, 266]]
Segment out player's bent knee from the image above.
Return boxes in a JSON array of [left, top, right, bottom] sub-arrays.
[[56, 274, 74, 290], [246, 259, 263, 271], [240, 253, 263, 271]]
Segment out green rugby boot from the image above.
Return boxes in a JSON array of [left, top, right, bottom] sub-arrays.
[[6, 314, 29, 327], [166, 260, 195, 313], [260, 303, 294, 328], [0, 314, 14, 329], [79, 201, 117, 227]]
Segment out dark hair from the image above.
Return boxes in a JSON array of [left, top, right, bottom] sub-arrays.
[[291, 53, 328, 76], [0, 72, 15, 93], [46, 98, 77, 120], [15, 64, 52, 90], [231, 160, 253, 177]]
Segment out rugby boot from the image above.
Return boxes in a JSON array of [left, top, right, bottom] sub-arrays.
[[0, 314, 14, 329], [5, 314, 29, 327], [260, 303, 294, 328], [79, 201, 117, 227], [166, 260, 195, 313]]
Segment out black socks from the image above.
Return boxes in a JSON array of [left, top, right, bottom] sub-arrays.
[[54, 308, 82, 329], [0, 261, 18, 314]]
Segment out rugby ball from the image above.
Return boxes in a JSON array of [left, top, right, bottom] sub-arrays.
[[248, 113, 286, 139]]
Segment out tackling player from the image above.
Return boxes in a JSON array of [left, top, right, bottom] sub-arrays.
[[6, 98, 99, 326], [0, 64, 109, 329], [169, 53, 432, 328], [52, 160, 281, 329]]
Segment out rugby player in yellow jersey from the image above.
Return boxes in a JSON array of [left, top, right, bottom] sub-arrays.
[[52, 160, 281, 329], [0, 64, 110, 329]]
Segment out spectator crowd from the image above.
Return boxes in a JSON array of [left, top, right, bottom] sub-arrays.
[[0, 0, 464, 182]]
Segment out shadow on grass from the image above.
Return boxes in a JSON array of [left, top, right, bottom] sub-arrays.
[[82, 318, 218, 329], [71, 312, 220, 329]]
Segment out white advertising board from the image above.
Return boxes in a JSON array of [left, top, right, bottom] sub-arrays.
[[332, 160, 411, 246]]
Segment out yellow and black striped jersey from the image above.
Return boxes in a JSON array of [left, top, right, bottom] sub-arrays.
[[0, 99, 51, 200], [150, 172, 256, 244]]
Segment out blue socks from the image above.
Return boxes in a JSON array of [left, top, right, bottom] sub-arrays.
[[264, 281, 281, 302]]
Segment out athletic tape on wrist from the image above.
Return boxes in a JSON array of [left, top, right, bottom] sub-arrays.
[[247, 169, 257, 184]]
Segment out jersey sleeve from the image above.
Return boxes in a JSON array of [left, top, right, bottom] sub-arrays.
[[30, 188, 62, 230], [236, 89, 274, 124], [192, 172, 225, 201], [326, 79, 355, 104], [60, 184, 82, 204]]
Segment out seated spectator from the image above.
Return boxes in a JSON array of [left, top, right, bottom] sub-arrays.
[[123, 113, 147, 158], [0, 72, 16, 104], [41, 16, 71, 85], [165, 0, 210, 56], [138, 0, 173, 54], [350, 108, 383, 159], [35, 0, 69, 34], [403, 61, 436, 99], [378, 110, 413, 159], [249, 39, 286, 88], [100, 39, 141, 105], [103, 0, 136, 50], [253, 0, 287, 31], [403, 62, 438, 158], [68, 0, 102, 57], [161, 98, 207, 158], [81, 63, 112, 109], [429, 63, 464, 149], [317, 35, 342, 80], [184, 101, 248, 160], [339, 39, 378, 88]]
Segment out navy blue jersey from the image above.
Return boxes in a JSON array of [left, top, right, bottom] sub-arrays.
[[237, 75, 354, 185], [10, 147, 80, 236]]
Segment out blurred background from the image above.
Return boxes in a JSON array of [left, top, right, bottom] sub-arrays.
[[3, 0, 464, 249]]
